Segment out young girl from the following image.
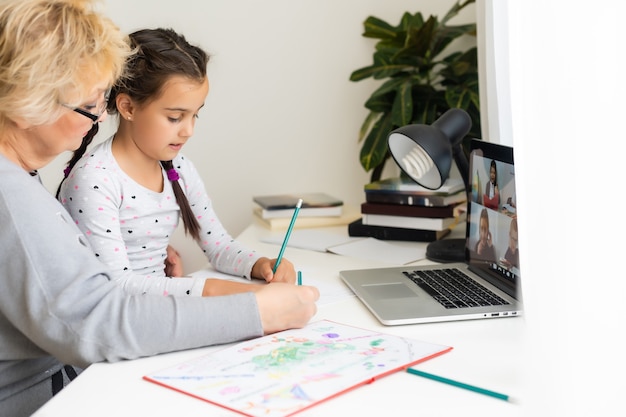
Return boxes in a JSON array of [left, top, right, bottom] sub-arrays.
[[58, 28, 296, 297], [475, 207, 496, 262]]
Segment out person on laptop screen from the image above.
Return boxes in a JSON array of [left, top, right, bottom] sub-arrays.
[[474, 208, 496, 263], [483, 159, 500, 210], [501, 217, 519, 270]]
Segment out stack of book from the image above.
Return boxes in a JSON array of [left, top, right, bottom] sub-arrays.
[[349, 176, 467, 242], [253, 192, 360, 230]]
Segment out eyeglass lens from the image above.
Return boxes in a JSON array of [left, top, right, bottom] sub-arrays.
[[72, 88, 111, 123]]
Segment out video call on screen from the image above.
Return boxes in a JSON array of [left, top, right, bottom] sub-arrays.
[[467, 151, 519, 283]]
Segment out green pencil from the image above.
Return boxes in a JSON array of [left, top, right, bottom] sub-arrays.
[[272, 199, 302, 273], [406, 368, 512, 402]]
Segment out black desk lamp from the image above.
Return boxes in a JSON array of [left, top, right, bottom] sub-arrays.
[[387, 108, 472, 263]]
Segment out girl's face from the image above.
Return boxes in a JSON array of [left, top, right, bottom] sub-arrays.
[[479, 216, 490, 244], [127, 75, 209, 163]]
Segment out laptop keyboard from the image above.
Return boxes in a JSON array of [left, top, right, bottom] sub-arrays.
[[403, 268, 509, 309]]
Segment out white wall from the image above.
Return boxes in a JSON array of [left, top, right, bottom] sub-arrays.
[[476, 0, 512, 145], [40, 0, 476, 272], [509, 1, 626, 415]]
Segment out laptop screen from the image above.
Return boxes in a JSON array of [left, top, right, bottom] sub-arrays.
[[465, 139, 520, 297]]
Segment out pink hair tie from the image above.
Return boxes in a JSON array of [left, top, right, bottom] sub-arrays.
[[63, 166, 71, 178], [167, 168, 180, 181]]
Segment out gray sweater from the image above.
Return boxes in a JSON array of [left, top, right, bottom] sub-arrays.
[[0, 154, 263, 401]]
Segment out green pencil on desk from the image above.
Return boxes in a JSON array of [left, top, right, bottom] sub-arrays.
[[406, 368, 514, 402], [272, 198, 302, 273]]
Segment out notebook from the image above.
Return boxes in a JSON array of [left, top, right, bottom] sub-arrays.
[[340, 139, 522, 325], [143, 320, 451, 417]]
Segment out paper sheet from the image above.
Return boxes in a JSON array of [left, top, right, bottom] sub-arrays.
[[144, 320, 451, 417], [260, 229, 357, 252], [261, 230, 426, 265], [327, 238, 426, 265], [189, 267, 355, 306]]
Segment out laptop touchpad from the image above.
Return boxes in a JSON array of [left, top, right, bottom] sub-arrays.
[[363, 283, 415, 299]]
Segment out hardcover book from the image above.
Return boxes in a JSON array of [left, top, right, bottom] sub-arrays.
[[256, 205, 342, 219], [253, 205, 360, 231], [348, 219, 451, 242], [253, 192, 343, 210], [364, 189, 467, 207], [364, 176, 465, 195], [360, 202, 460, 219], [253, 192, 344, 219], [144, 320, 451, 417], [361, 210, 466, 231]]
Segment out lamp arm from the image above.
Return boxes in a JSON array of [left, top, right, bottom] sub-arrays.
[[452, 144, 470, 192]]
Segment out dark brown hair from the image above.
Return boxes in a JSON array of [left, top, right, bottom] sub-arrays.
[[58, 28, 210, 240], [55, 123, 98, 198]]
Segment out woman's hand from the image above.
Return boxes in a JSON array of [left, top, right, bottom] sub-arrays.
[[255, 283, 319, 334]]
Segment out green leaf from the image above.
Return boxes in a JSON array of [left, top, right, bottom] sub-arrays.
[[441, 0, 475, 26], [350, 52, 409, 82], [431, 23, 476, 58], [360, 113, 393, 172], [349, 65, 375, 82], [370, 77, 411, 98], [406, 11, 426, 29], [409, 85, 443, 119], [374, 42, 403, 56], [362, 16, 397, 40], [358, 111, 381, 142], [440, 48, 478, 83], [391, 81, 413, 126], [413, 98, 444, 125], [364, 91, 394, 113], [372, 65, 411, 80], [404, 16, 438, 59]]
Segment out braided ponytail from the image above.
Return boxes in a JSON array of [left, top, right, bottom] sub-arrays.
[[160, 160, 200, 241], [55, 123, 99, 199]]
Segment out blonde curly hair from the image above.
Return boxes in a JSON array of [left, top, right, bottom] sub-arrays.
[[0, 0, 130, 129]]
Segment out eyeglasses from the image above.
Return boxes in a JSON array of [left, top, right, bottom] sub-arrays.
[[62, 88, 111, 124]]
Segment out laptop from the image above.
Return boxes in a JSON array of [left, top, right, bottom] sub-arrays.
[[340, 139, 522, 325]]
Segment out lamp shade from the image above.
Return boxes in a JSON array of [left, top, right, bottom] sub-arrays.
[[387, 108, 472, 190]]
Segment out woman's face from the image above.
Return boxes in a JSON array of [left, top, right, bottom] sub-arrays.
[[26, 83, 110, 165], [489, 165, 496, 183]]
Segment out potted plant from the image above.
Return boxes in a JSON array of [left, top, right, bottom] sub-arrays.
[[350, 0, 480, 182]]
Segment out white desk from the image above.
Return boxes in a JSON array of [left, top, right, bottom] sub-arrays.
[[33, 223, 525, 417]]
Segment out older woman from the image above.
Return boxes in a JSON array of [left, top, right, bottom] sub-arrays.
[[0, 1, 318, 415]]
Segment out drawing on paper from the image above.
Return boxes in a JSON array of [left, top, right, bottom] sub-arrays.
[[145, 320, 450, 417]]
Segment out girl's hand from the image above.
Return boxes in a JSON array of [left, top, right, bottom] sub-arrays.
[[165, 245, 184, 277], [251, 257, 296, 284], [201, 279, 264, 296]]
